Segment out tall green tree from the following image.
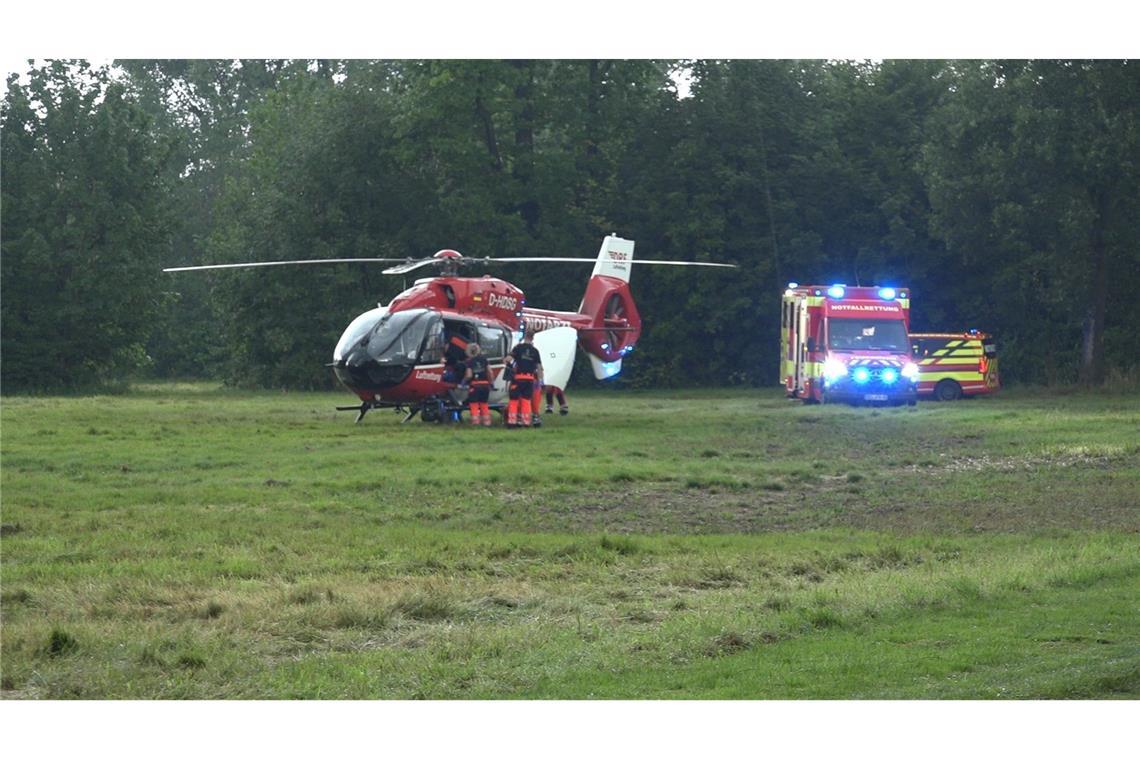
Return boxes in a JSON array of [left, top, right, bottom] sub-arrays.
[[921, 60, 1140, 384], [117, 59, 300, 378], [2, 61, 175, 390]]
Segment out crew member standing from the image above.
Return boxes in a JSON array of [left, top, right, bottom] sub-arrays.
[[464, 343, 493, 426], [545, 385, 569, 416], [505, 330, 543, 428]]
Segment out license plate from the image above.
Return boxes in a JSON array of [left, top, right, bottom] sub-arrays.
[[864, 394, 888, 401]]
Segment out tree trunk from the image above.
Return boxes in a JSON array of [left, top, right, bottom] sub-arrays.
[[1079, 191, 1109, 386]]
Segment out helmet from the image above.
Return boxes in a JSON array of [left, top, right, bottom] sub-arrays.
[[466, 343, 481, 357]]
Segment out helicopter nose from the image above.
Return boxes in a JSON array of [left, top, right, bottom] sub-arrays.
[[331, 351, 414, 391]]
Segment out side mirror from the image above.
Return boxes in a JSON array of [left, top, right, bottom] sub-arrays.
[[806, 337, 817, 353]]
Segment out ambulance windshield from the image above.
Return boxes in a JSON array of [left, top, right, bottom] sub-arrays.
[[827, 319, 910, 352]]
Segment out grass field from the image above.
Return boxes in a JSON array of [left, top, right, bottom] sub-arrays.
[[1, 384, 1138, 699]]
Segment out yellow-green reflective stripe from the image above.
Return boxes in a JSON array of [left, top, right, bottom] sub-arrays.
[[921, 370, 983, 382]]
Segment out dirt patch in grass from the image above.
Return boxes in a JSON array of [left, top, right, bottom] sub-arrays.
[[527, 468, 1140, 534]]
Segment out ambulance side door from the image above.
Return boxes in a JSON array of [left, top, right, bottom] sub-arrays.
[[795, 302, 811, 394]]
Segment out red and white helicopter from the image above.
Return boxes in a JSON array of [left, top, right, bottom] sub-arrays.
[[165, 235, 733, 422]]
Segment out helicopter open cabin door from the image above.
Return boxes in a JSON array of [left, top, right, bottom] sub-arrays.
[[532, 326, 577, 392]]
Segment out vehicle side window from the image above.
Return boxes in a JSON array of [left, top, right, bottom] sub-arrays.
[[916, 338, 949, 357], [982, 339, 997, 356], [420, 320, 445, 364], [478, 326, 508, 359]]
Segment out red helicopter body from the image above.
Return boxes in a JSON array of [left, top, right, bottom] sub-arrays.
[[166, 235, 726, 422]]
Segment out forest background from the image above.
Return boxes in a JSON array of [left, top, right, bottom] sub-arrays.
[[3, 59, 1138, 392]]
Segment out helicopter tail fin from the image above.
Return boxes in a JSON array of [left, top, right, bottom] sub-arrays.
[[577, 235, 642, 379]]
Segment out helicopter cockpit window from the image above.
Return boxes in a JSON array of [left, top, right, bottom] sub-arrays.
[[420, 319, 445, 364], [477, 325, 508, 359], [365, 309, 444, 365], [333, 307, 387, 362]]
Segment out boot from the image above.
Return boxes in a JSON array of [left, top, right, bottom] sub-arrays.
[[560, 405, 569, 416]]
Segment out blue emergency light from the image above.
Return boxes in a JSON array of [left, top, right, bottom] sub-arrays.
[[878, 287, 896, 300], [827, 285, 846, 299], [881, 368, 898, 384], [852, 367, 871, 384]]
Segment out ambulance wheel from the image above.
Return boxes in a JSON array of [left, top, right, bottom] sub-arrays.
[[935, 379, 962, 402]]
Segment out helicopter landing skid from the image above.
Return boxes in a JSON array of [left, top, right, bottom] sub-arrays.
[[336, 401, 377, 423]]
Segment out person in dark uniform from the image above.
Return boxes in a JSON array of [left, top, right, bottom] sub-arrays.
[[442, 329, 470, 385], [441, 328, 470, 420], [464, 343, 493, 426], [505, 330, 543, 428]]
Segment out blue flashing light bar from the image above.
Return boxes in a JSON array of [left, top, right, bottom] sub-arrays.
[[852, 367, 871, 384], [787, 281, 799, 288], [827, 284, 846, 299], [878, 287, 896, 301]]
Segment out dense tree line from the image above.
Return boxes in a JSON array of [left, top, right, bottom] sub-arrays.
[[3, 59, 1138, 392]]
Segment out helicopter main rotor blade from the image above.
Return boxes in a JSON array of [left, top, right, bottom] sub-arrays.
[[627, 259, 736, 268], [482, 257, 737, 268], [164, 258, 410, 273], [381, 259, 441, 275]]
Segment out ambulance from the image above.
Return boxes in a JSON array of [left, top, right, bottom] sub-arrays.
[[780, 284, 919, 405], [910, 331, 1000, 400]]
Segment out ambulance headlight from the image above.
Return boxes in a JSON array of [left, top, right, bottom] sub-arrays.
[[901, 362, 920, 380], [823, 358, 847, 381], [881, 368, 898, 384], [852, 367, 871, 384]]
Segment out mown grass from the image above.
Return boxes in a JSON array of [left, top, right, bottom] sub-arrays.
[[1, 383, 1137, 698]]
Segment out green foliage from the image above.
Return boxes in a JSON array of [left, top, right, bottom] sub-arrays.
[[5, 59, 1140, 390], [2, 61, 175, 390]]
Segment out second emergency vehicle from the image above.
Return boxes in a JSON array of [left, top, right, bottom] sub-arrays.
[[781, 284, 919, 405], [910, 331, 1000, 400]]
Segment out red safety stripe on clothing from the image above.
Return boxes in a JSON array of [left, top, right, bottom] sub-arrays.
[[514, 373, 534, 380]]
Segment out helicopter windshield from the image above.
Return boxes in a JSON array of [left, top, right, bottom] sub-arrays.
[[367, 309, 443, 364], [333, 307, 444, 365], [333, 307, 387, 362]]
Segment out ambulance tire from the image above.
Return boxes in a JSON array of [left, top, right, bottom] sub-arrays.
[[934, 379, 963, 402]]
